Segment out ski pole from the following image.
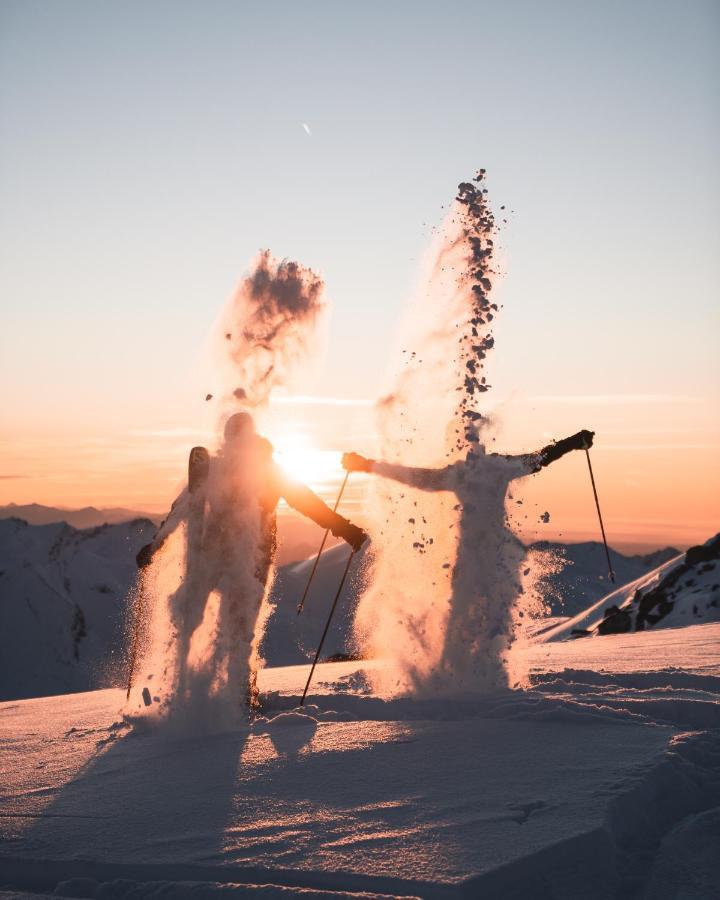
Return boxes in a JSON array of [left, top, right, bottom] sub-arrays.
[[585, 448, 615, 583], [125, 572, 148, 700], [300, 548, 356, 706], [297, 470, 350, 615]]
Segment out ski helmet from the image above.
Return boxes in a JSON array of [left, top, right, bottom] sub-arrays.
[[224, 411, 255, 442]]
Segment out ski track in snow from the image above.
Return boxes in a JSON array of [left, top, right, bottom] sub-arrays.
[[1, 623, 720, 899]]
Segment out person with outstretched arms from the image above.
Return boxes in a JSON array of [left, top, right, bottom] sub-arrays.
[[342, 430, 595, 491], [342, 429, 594, 689]]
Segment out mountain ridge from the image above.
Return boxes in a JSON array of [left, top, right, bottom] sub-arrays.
[[0, 502, 162, 529], [0, 516, 709, 701]]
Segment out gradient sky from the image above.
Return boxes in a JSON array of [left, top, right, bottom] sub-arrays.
[[1, 0, 718, 547]]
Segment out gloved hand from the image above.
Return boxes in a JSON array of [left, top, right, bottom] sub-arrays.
[[342, 451, 373, 473], [136, 542, 155, 570], [569, 429, 595, 450], [337, 520, 368, 552]]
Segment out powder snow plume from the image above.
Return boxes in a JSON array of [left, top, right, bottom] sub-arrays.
[[354, 171, 540, 697], [217, 250, 326, 414], [124, 252, 326, 729]]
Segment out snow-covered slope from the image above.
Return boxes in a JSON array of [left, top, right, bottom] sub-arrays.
[[539, 534, 720, 642], [1, 627, 719, 899], [262, 543, 368, 667], [530, 540, 679, 617], [0, 517, 156, 701]]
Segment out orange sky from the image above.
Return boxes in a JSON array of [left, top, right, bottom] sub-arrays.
[[1, 1, 718, 553], [1, 392, 717, 550]]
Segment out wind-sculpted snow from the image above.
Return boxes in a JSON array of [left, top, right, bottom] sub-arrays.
[[525, 669, 720, 731], [2, 626, 720, 899]]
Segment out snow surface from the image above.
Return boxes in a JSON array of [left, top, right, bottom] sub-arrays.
[[2, 624, 719, 899]]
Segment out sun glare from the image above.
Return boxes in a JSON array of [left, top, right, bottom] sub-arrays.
[[271, 432, 343, 489]]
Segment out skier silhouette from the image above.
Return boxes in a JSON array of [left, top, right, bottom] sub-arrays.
[[343, 429, 594, 690], [138, 412, 367, 709]]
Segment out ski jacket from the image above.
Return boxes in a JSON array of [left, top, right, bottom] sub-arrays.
[[143, 438, 350, 570]]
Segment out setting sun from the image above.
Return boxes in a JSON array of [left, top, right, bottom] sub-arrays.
[[271, 431, 344, 490]]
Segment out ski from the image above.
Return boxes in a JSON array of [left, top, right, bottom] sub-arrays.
[[186, 447, 209, 603], [189, 446, 210, 494]]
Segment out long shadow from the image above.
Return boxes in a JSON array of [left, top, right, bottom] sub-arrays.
[[3, 701, 456, 899], [14, 715, 249, 874]]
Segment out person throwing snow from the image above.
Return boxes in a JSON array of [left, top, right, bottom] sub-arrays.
[[138, 412, 367, 710], [342, 429, 593, 690]]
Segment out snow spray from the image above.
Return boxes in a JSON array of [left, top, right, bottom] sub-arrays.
[[353, 172, 545, 697], [126, 253, 327, 725], [218, 249, 326, 409]]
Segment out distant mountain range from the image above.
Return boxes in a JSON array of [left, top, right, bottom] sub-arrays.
[[540, 533, 720, 641], [0, 513, 712, 702], [0, 504, 335, 566], [529, 540, 680, 617], [0, 503, 161, 529], [0, 516, 156, 701]]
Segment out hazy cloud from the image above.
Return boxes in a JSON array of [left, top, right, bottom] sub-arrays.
[[128, 428, 213, 439], [603, 443, 720, 451], [530, 394, 704, 406], [270, 395, 373, 407]]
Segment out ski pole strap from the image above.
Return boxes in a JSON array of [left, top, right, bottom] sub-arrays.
[[585, 449, 615, 583], [300, 547, 356, 706], [297, 470, 350, 615]]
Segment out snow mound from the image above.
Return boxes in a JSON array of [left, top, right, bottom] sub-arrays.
[[644, 805, 720, 900]]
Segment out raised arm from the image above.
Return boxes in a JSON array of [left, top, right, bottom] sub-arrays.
[[342, 452, 452, 492], [277, 467, 367, 550], [519, 430, 595, 474]]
